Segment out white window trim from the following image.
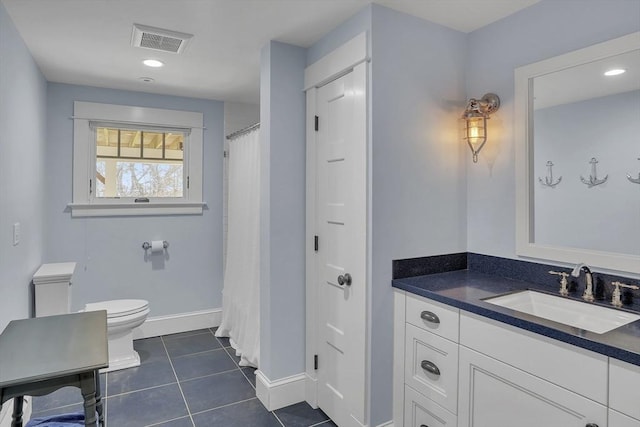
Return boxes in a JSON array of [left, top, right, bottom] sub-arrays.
[[69, 101, 205, 217]]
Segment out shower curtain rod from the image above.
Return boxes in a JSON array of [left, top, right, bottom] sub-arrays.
[[226, 122, 260, 140]]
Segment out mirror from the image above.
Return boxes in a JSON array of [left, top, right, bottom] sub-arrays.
[[515, 32, 640, 275]]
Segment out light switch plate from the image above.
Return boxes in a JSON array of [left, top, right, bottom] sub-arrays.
[[13, 222, 20, 246]]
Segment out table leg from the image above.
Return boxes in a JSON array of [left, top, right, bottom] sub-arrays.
[[80, 372, 98, 427], [95, 371, 104, 426], [11, 396, 24, 427]]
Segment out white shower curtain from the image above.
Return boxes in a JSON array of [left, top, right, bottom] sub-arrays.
[[215, 127, 260, 367]]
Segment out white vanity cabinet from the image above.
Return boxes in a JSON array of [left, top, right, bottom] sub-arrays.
[[393, 290, 637, 427], [458, 313, 608, 427], [394, 291, 460, 427], [609, 359, 640, 426]]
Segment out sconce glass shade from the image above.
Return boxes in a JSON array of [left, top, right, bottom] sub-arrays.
[[462, 93, 500, 163], [464, 114, 487, 162]]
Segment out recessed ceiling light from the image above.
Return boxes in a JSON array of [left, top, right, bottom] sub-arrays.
[[138, 77, 155, 83], [143, 59, 164, 68], [604, 68, 626, 76]]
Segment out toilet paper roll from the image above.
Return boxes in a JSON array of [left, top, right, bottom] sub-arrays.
[[151, 240, 164, 253]]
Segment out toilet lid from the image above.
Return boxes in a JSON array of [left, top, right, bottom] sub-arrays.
[[84, 299, 149, 318]]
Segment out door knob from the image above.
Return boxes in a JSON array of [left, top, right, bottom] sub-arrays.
[[337, 273, 352, 286]]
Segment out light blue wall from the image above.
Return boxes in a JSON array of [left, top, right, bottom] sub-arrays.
[[369, 5, 467, 425], [0, 2, 47, 331], [306, 5, 372, 65], [259, 41, 307, 380], [44, 83, 224, 316], [466, 0, 640, 260]]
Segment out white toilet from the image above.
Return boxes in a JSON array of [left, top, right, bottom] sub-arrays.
[[33, 263, 151, 373], [83, 299, 150, 372]]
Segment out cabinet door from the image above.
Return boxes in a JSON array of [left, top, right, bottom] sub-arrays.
[[458, 346, 607, 427], [610, 358, 640, 420], [610, 410, 640, 427], [404, 385, 456, 427]]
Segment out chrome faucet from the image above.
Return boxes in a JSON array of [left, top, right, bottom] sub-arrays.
[[571, 263, 594, 302]]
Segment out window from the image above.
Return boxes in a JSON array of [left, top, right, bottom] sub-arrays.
[[94, 126, 185, 198], [71, 102, 204, 216]]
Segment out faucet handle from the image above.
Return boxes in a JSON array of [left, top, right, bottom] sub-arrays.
[[611, 281, 640, 307], [549, 271, 570, 296]]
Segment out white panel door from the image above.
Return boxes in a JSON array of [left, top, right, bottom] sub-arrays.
[[458, 346, 607, 427], [610, 410, 640, 427], [315, 62, 367, 427]]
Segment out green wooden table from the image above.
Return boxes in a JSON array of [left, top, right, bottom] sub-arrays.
[[0, 311, 108, 427]]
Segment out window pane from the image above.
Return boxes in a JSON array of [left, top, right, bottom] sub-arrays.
[[96, 128, 118, 147], [143, 132, 163, 159], [165, 133, 184, 160], [96, 160, 183, 198], [96, 160, 106, 197], [96, 128, 118, 157], [120, 130, 141, 158]]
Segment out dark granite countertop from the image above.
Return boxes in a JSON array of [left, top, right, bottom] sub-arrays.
[[392, 269, 640, 366]]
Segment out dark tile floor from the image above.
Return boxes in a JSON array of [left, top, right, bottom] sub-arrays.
[[29, 328, 336, 427]]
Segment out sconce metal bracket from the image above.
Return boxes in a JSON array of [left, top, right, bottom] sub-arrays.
[[478, 93, 500, 115]]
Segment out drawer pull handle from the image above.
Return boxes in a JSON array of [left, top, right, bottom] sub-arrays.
[[421, 360, 441, 376], [585, 424, 598, 427], [420, 425, 429, 427], [420, 310, 440, 324]]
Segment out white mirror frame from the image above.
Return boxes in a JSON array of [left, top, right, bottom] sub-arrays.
[[515, 32, 640, 275]]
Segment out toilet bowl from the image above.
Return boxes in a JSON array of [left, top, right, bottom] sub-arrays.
[[83, 299, 150, 372]]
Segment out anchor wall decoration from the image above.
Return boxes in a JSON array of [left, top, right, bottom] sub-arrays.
[[538, 161, 562, 188], [627, 157, 640, 184], [580, 157, 608, 188]]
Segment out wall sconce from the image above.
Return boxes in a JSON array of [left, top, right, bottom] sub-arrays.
[[462, 93, 500, 163]]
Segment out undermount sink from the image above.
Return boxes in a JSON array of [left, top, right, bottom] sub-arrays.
[[484, 290, 640, 334]]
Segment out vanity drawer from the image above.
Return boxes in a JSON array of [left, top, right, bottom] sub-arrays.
[[405, 323, 458, 414], [406, 294, 459, 342], [404, 385, 456, 427], [610, 358, 640, 420]]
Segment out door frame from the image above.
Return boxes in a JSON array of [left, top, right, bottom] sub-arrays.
[[303, 31, 370, 420]]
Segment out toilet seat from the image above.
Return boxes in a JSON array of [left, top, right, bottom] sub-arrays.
[[84, 299, 149, 318]]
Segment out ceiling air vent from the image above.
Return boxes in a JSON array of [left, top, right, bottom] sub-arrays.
[[131, 24, 193, 54]]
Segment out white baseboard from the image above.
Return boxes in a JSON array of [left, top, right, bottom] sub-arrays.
[[304, 373, 318, 408], [132, 308, 221, 339], [255, 370, 306, 411], [0, 397, 31, 427]]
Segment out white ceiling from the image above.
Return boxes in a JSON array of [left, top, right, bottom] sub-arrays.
[[2, 0, 540, 104]]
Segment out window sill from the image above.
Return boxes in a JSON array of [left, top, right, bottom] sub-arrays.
[[67, 202, 206, 217]]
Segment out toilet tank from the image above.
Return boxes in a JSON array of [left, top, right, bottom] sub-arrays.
[[33, 262, 76, 317]]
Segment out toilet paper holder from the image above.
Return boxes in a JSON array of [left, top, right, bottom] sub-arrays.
[[142, 241, 169, 250]]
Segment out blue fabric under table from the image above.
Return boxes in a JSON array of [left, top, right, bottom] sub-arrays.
[[25, 412, 84, 427]]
